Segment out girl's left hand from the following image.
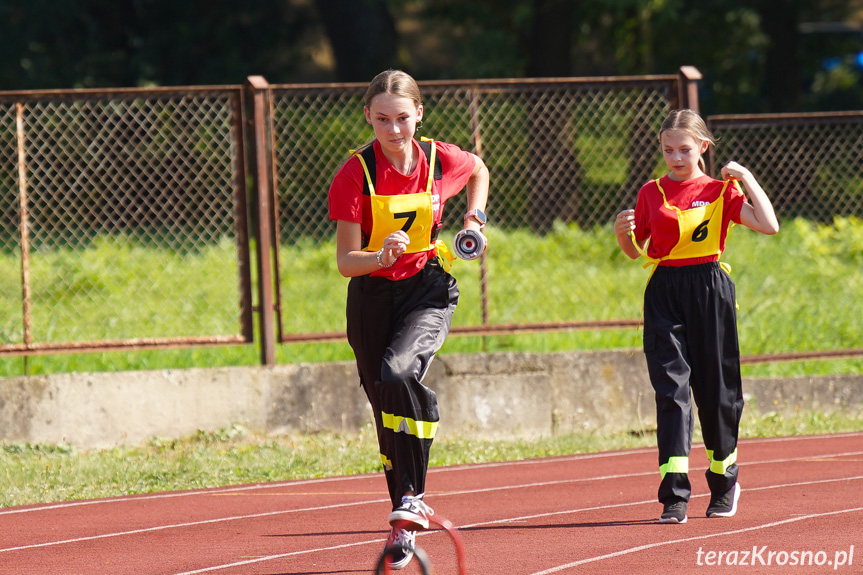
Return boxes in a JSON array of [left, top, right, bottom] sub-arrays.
[[721, 161, 750, 182]]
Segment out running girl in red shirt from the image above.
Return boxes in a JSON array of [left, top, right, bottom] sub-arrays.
[[615, 109, 778, 525], [328, 69, 489, 568]]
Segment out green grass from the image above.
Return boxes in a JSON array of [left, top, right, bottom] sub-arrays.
[[2, 409, 861, 509], [1, 216, 861, 377], [1, 218, 859, 510]]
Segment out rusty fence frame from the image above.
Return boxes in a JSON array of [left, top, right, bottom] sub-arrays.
[[1, 69, 860, 368], [705, 110, 863, 175], [703, 109, 863, 365], [0, 84, 255, 357], [248, 67, 704, 363], [250, 67, 862, 367]]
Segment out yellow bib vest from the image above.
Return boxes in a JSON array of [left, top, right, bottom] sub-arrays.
[[631, 178, 736, 308], [633, 178, 730, 273], [354, 138, 455, 270]]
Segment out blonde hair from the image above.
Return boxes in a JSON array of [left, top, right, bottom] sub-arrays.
[[659, 109, 715, 172], [364, 69, 423, 109]]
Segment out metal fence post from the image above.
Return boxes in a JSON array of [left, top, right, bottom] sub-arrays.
[[247, 76, 276, 366], [677, 66, 702, 113], [15, 102, 33, 352]]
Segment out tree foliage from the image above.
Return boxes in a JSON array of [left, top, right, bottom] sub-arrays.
[[0, 0, 861, 112], [0, 0, 322, 89]]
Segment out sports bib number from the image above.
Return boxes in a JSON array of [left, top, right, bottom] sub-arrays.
[[394, 211, 417, 233], [365, 192, 434, 254]]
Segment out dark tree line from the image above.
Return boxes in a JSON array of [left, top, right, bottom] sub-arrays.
[[1, 0, 861, 112]]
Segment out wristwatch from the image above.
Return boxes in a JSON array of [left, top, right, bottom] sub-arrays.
[[464, 208, 487, 228]]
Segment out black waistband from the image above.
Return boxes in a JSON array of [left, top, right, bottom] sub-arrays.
[[654, 261, 722, 275]]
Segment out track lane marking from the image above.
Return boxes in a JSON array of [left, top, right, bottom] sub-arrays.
[[6, 472, 861, 575], [0, 475, 379, 516], [164, 475, 863, 574], [0, 499, 389, 554], [3, 450, 863, 554], [3, 448, 863, 563], [4, 431, 860, 516], [526, 505, 863, 574]]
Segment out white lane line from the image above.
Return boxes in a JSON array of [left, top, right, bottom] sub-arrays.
[[167, 475, 863, 575], [0, 474, 375, 516], [170, 537, 390, 575], [526, 506, 863, 575], [3, 469, 861, 573], [0, 449, 655, 517], [456, 474, 863, 530], [430, 431, 863, 473], [3, 450, 863, 554], [740, 431, 863, 443], [4, 431, 860, 517], [0, 498, 388, 554]]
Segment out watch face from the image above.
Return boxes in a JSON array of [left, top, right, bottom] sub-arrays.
[[470, 209, 486, 223]]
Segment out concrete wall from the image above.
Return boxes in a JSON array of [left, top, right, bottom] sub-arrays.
[[0, 350, 860, 449]]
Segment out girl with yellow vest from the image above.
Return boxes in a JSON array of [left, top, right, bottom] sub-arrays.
[[328, 70, 489, 568], [615, 109, 778, 525]]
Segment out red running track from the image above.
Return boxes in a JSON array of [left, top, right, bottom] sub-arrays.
[[2, 432, 862, 574]]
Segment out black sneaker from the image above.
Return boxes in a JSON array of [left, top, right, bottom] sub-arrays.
[[383, 527, 415, 570], [707, 483, 741, 518], [659, 500, 688, 524]]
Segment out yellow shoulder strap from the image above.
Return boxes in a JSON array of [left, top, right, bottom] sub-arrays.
[[353, 148, 376, 196]]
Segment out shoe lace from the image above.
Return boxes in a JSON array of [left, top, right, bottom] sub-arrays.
[[393, 528, 416, 548], [403, 494, 434, 518]]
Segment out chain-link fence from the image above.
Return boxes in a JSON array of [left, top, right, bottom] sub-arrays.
[[707, 112, 863, 222], [0, 87, 252, 355], [704, 112, 863, 364], [265, 77, 862, 363], [269, 78, 683, 238], [267, 75, 690, 342], [2, 72, 861, 365]]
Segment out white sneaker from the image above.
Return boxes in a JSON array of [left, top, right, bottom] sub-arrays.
[[384, 527, 416, 570], [388, 494, 434, 530]]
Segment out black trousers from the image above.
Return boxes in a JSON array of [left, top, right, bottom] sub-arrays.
[[643, 262, 744, 504], [346, 258, 459, 509]]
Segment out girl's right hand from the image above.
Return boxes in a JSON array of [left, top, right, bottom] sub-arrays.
[[721, 161, 750, 182], [384, 230, 410, 252], [380, 230, 410, 266], [615, 209, 635, 237]]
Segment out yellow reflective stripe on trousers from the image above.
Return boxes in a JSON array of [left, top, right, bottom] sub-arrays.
[[380, 453, 393, 471], [705, 448, 738, 475], [382, 412, 438, 440], [659, 456, 689, 478]]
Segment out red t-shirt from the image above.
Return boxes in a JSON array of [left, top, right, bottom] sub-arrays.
[[633, 174, 746, 267], [328, 139, 477, 280]]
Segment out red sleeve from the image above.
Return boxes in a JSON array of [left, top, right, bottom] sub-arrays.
[[328, 155, 364, 223], [633, 180, 655, 245], [435, 141, 476, 203]]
